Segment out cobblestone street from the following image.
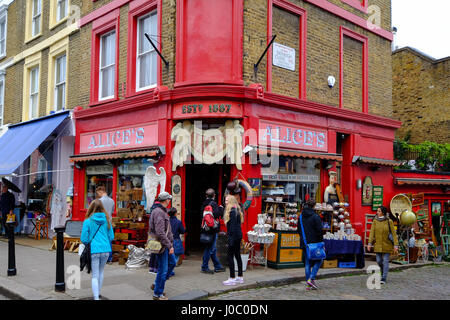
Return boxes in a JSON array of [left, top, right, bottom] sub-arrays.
[[210, 265, 450, 300]]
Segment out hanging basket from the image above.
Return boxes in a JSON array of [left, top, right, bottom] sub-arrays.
[[390, 194, 412, 216]]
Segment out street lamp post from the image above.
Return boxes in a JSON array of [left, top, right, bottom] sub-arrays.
[[7, 221, 17, 276], [54, 227, 66, 292]]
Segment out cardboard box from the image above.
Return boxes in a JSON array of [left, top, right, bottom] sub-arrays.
[[115, 233, 129, 240], [321, 259, 338, 269], [118, 208, 132, 219]]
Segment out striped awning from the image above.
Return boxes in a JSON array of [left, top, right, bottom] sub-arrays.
[[257, 146, 342, 161], [352, 156, 403, 167], [70, 147, 160, 162], [394, 178, 450, 186]]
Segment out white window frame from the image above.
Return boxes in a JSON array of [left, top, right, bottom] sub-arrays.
[[0, 74, 4, 126], [29, 66, 39, 119], [99, 30, 116, 101], [31, 0, 41, 37], [56, 0, 68, 22], [0, 12, 7, 58], [54, 54, 66, 111], [136, 11, 157, 92]]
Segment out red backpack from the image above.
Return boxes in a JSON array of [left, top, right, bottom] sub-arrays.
[[201, 205, 219, 231]]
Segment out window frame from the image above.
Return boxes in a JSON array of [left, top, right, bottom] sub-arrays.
[[31, 0, 42, 37], [89, 9, 120, 106], [47, 38, 69, 114], [98, 30, 117, 101], [54, 54, 66, 111], [126, 0, 161, 97], [29, 66, 40, 120], [0, 72, 5, 126], [50, 0, 70, 30], [22, 52, 42, 121], [56, 0, 68, 22], [0, 11, 7, 59], [135, 11, 157, 92]]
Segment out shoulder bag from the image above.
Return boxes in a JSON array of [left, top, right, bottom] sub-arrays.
[[80, 224, 102, 274], [299, 215, 326, 261], [387, 219, 394, 244], [146, 218, 170, 254]]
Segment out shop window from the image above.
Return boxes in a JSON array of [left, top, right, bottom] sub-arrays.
[[27, 147, 53, 211], [85, 162, 114, 208], [117, 158, 154, 210], [99, 31, 116, 100]]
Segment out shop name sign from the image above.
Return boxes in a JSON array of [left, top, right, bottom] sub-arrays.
[[259, 121, 327, 152], [80, 123, 158, 154], [173, 100, 243, 119], [262, 174, 319, 182]]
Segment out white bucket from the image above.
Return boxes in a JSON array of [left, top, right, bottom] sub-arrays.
[[234, 253, 249, 272]]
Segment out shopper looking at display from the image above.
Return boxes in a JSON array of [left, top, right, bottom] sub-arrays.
[[298, 199, 324, 291], [367, 206, 399, 285]]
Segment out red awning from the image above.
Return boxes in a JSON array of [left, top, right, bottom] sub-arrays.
[[257, 146, 343, 161], [70, 148, 160, 162], [394, 178, 450, 186], [352, 156, 403, 167]]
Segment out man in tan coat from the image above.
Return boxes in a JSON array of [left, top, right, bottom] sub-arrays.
[[368, 206, 399, 284]]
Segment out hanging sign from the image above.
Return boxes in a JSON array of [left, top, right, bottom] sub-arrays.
[[371, 186, 384, 211], [259, 120, 327, 152], [79, 122, 158, 154]]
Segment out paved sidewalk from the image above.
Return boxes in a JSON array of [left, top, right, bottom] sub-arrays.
[[0, 237, 443, 300]]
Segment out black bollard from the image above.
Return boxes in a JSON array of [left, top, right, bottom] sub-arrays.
[[54, 227, 66, 292], [7, 222, 16, 276]]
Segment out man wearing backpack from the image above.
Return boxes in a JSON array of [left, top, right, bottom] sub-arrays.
[[200, 188, 225, 274]]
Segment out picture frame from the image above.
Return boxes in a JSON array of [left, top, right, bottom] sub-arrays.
[[431, 202, 442, 217], [361, 176, 373, 206], [248, 178, 261, 196]]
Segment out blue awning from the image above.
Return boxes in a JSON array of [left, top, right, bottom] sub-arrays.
[[0, 111, 70, 175]]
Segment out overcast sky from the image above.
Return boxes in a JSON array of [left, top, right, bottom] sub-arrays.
[[392, 0, 450, 59]]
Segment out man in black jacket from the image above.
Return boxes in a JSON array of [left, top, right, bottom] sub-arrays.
[[298, 199, 324, 290], [0, 185, 15, 238], [200, 188, 225, 274]]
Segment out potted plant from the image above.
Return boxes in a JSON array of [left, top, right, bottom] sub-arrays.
[[234, 240, 253, 272]]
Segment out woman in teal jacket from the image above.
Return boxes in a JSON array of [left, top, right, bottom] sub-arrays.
[[81, 199, 115, 300]]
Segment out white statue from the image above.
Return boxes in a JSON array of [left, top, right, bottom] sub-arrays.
[[171, 121, 192, 171], [324, 171, 338, 204], [144, 166, 166, 211]]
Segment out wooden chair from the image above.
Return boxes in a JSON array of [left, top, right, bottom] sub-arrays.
[[35, 218, 49, 240]]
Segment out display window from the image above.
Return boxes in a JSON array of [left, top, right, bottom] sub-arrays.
[[117, 158, 154, 210], [85, 162, 113, 208]]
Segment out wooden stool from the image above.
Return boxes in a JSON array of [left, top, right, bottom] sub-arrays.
[[35, 219, 49, 240]]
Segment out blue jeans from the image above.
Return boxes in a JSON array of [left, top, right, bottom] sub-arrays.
[[154, 249, 176, 297], [304, 256, 323, 281], [91, 252, 109, 300], [376, 253, 390, 281], [202, 233, 223, 271]]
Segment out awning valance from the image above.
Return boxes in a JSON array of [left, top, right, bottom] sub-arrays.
[[352, 156, 403, 167], [257, 146, 343, 161], [0, 111, 70, 175], [394, 178, 450, 186], [70, 147, 161, 162]]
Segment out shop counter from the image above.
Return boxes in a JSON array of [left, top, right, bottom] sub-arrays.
[[267, 229, 304, 269]]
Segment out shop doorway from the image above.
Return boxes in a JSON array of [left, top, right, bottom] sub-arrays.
[[184, 164, 231, 256]]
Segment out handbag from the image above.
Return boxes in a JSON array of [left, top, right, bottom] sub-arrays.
[[146, 222, 170, 254], [173, 238, 184, 255], [300, 215, 326, 261], [387, 219, 394, 244], [80, 224, 101, 274], [199, 232, 214, 245]]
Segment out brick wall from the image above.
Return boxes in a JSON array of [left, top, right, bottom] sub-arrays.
[[392, 48, 450, 144], [342, 36, 363, 112]]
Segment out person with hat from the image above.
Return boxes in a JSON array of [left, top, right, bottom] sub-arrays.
[[149, 191, 176, 300], [0, 184, 16, 238]]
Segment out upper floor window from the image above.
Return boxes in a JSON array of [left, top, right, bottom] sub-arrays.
[[56, 0, 68, 22], [31, 0, 42, 37], [136, 11, 157, 91], [99, 31, 116, 100], [341, 0, 368, 13], [29, 66, 39, 119], [0, 75, 4, 126], [0, 14, 6, 57], [54, 54, 66, 111]]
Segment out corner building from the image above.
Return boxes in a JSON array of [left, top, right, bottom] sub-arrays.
[[72, 0, 405, 256]]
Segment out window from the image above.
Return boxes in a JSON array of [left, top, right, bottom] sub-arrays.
[[99, 31, 116, 100], [54, 54, 66, 111], [0, 15, 6, 57], [29, 66, 39, 119], [31, 0, 42, 37], [136, 11, 157, 91], [56, 0, 68, 22], [0, 76, 4, 126]]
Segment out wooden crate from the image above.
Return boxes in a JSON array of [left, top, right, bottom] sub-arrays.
[[321, 259, 338, 269], [112, 244, 125, 252], [114, 233, 129, 240]]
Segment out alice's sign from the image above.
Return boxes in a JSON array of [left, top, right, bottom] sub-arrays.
[[259, 121, 327, 152], [80, 122, 158, 154], [173, 101, 243, 119]]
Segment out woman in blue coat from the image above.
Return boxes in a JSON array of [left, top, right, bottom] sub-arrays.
[[81, 199, 115, 300]]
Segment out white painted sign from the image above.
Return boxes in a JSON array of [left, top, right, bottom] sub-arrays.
[[273, 42, 296, 71]]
